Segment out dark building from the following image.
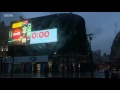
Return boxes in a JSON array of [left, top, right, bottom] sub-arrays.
[[7, 13, 90, 74], [110, 31, 120, 61], [8, 13, 88, 56], [110, 31, 120, 70], [92, 50, 102, 63], [0, 21, 9, 74]]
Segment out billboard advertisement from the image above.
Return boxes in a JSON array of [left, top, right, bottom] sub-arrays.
[[8, 19, 57, 45], [30, 28, 57, 44], [8, 20, 31, 45]]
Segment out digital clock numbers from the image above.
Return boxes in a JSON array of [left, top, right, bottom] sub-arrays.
[[32, 31, 50, 39], [30, 28, 57, 44]]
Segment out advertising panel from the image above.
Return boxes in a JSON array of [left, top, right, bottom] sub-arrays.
[[8, 20, 31, 45], [30, 28, 57, 44], [8, 19, 57, 45]]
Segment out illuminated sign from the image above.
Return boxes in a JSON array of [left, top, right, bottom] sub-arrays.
[[8, 20, 32, 45], [12, 28, 22, 39], [8, 19, 57, 45], [30, 28, 57, 44], [32, 31, 50, 39], [12, 22, 23, 29], [23, 20, 28, 25]]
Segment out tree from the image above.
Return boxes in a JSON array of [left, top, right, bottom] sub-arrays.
[[0, 21, 10, 45], [19, 16, 24, 20], [0, 21, 5, 26]]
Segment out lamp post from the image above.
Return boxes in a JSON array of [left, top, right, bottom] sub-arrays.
[[87, 34, 94, 78]]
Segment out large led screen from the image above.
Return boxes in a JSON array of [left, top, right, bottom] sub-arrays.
[[8, 19, 57, 45], [30, 28, 57, 44], [8, 20, 31, 45]]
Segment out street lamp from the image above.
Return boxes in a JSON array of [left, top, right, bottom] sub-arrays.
[[87, 34, 94, 78]]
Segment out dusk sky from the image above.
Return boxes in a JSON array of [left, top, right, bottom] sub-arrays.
[[1, 12, 120, 55]]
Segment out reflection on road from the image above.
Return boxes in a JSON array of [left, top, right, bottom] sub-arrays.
[[0, 69, 119, 78]]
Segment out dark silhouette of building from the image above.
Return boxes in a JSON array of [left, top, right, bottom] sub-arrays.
[[8, 13, 89, 57], [109, 31, 120, 70], [7, 13, 90, 74], [0, 21, 10, 74], [110, 31, 120, 61]]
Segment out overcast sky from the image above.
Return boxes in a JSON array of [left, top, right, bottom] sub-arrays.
[[1, 12, 120, 55]]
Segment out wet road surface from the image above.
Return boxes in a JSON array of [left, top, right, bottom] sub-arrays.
[[0, 69, 119, 78]]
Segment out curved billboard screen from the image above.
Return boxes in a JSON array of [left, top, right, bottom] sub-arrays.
[[8, 13, 88, 56], [8, 19, 57, 45]]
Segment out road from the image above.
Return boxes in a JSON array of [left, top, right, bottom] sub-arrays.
[[0, 69, 119, 78]]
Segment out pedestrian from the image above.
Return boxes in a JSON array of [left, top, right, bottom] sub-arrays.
[[44, 65, 48, 78]]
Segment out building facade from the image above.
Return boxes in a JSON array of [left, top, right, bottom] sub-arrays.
[[110, 31, 120, 61], [92, 50, 102, 63], [4, 13, 90, 73], [0, 21, 9, 74], [2, 55, 48, 73], [109, 31, 120, 68], [102, 53, 110, 62]]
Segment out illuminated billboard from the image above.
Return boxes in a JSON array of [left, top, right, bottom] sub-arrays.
[[8, 19, 57, 45], [8, 20, 31, 45], [30, 28, 57, 44]]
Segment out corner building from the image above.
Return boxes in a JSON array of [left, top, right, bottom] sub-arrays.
[[5, 13, 90, 74]]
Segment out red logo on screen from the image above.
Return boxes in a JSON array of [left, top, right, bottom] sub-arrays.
[[12, 28, 22, 39]]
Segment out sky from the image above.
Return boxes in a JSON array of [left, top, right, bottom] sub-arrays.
[[1, 12, 120, 55]]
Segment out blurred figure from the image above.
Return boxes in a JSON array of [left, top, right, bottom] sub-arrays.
[[44, 65, 49, 78], [104, 62, 109, 78]]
